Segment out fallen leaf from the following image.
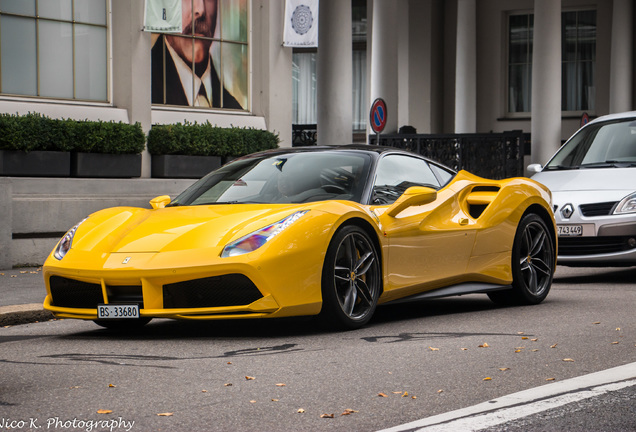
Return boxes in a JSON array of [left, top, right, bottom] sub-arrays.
[[297, 408, 305, 414], [521, 336, 528, 340], [478, 343, 490, 348], [250, 400, 256, 403], [276, 383, 286, 387], [593, 321, 601, 325], [202, 390, 208, 393], [517, 332, 525, 335], [429, 346, 439, 351], [550, 343, 558, 348], [157, 413, 173, 417], [245, 376, 255, 380], [563, 358, 575, 362], [227, 362, 232, 365], [271, 399, 279, 402], [10, 275, 16, 278], [341, 409, 358, 415], [402, 392, 409, 397], [411, 396, 418, 399], [611, 341, 619, 345], [378, 393, 388, 398], [392, 391, 403, 394], [96, 409, 112, 414], [532, 349, 539, 352], [483, 377, 492, 381], [108, 384, 116, 388], [499, 368, 509, 371], [514, 350, 522, 353], [320, 413, 335, 419], [616, 327, 621, 331], [437, 389, 443, 393], [461, 348, 468, 351], [546, 377, 556, 381], [531, 338, 538, 342], [224, 383, 233, 387]]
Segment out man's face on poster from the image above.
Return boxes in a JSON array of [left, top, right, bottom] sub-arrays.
[[167, 0, 217, 66]]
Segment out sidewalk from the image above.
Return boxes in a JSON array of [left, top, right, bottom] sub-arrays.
[[0, 267, 53, 326]]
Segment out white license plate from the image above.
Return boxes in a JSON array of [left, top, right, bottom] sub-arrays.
[[558, 225, 583, 236], [97, 304, 140, 320]]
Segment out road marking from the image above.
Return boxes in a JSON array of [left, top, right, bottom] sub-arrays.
[[379, 362, 636, 432]]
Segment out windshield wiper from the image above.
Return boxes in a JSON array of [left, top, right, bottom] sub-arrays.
[[580, 161, 636, 168], [543, 165, 580, 171]]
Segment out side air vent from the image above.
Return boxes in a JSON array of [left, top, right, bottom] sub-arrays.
[[466, 186, 500, 219]]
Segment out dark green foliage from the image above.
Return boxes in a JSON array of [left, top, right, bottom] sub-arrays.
[[0, 113, 145, 154], [147, 121, 280, 157]]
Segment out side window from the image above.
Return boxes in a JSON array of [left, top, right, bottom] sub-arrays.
[[372, 155, 441, 205]]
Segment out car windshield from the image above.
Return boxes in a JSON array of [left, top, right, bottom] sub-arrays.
[[544, 118, 636, 170], [169, 151, 372, 206]]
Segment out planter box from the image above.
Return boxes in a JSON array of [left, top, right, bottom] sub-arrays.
[[0, 150, 71, 177], [71, 153, 141, 178], [152, 154, 222, 179]]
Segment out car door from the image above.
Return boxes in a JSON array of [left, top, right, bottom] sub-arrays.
[[371, 154, 477, 301]]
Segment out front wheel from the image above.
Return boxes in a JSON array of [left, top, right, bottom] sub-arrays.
[[320, 225, 381, 330], [488, 213, 555, 306]]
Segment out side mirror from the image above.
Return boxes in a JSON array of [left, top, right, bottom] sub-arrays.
[[150, 195, 171, 209], [527, 164, 543, 174], [386, 186, 437, 217]]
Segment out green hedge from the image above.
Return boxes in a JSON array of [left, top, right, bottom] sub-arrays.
[[147, 121, 280, 157], [0, 113, 145, 154]]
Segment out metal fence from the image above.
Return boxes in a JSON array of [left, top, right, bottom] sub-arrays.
[[291, 124, 529, 179], [371, 131, 528, 179]]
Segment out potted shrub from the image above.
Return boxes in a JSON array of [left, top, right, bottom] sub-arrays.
[[148, 122, 279, 179], [71, 121, 145, 178], [0, 113, 72, 177]]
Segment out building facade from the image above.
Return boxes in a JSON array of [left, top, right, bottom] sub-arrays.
[[0, 0, 634, 268]]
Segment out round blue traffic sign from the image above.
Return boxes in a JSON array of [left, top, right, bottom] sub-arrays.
[[370, 98, 387, 133]]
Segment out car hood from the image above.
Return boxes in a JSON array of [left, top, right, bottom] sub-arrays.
[[72, 204, 313, 254], [532, 168, 636, 194]]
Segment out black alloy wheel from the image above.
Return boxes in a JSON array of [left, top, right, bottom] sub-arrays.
[[321, 225, 381, 329], [488, 213, 555, 305]]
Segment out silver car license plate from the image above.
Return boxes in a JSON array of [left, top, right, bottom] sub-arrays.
[[557, 225, 583, 236], [97, 304, 140, 320]]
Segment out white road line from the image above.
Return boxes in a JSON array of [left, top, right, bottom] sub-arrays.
[[378, 362, 636, 432]]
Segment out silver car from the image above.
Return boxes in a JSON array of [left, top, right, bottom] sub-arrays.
[[530, 111, 636, 266]]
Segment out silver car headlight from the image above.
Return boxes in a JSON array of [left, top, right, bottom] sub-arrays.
[[614, 193, 636, 215], [53, 219, 87, 260], [221, 211, 309, 258]]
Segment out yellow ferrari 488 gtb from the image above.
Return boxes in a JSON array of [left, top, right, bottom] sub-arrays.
[[43, 145, 556, 330]]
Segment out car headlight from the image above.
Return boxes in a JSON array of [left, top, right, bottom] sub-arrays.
[[221, 211, 309, 258], [614, 193, 636, 215], [53, 219, 86, 260]]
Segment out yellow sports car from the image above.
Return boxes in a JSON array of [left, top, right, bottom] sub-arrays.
[[43, 145, 556, 330]]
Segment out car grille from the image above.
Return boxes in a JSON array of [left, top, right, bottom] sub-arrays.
[[106, 285, 144, 308], [49, 276, 104, 308], [579, 202, 617, 217], [558, 236, 635, 256], [162, 274, 263, 308]]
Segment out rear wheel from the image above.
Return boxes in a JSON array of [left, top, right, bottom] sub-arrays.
[[320, 226, 381, 330], [488, 213, 555, 305]]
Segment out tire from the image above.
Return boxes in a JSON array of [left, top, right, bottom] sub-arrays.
[[320, 225, 381, 330], [93, 318, 152, 330], [488, 213, 555, 306]]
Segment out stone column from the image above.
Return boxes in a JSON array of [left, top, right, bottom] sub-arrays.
[[317, 0, 353, 145], [455, 0, 476, 133], [111, 0, 153, 177], [531, 0, 562, 165], [609, 0, 634, 113], [369, 0, 399, 135]]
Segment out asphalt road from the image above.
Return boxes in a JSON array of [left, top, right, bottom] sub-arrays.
[[0, 266, 634, 431]]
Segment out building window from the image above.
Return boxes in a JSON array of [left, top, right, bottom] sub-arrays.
[[0, 0, 108, 101], [151, 0, 248, 110], [562, 10, 596, 112], [292, 0, 367, 134], [507, 9, 596, 114]]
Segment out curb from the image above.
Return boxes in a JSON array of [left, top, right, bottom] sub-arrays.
[[0, 303, 54, 326]]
